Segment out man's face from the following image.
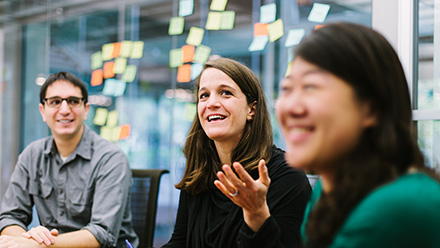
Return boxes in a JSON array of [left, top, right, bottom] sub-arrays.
[[39, 80, 90, 141]]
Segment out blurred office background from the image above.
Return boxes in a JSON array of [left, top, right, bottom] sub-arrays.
[[0, 0, 437, 246]]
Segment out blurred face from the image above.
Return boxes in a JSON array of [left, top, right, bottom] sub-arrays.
[[39, 80, 90, 141], [198, 68, 255, 149], [276, 57, 376, 172]]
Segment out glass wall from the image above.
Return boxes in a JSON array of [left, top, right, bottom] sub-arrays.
[[0, 0, 372, 246]]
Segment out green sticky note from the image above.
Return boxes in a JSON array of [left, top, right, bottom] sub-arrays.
[[210, 0, 227, 11], [122, 65, 137, 82], [269, 19, 284, 42], [113, 57, 127, 74], [206, 12, 222, 30], [131, 41, 144, 59], [102, 43, 114, 61], [93, 108, 108, 126], [107, 110, 118, 127], [112, 127, 121, 141], [186, 27, 205, 46], [194, 45, 211, 64], [169, 17, 185, 35], [91, 51, 103, 70], [260, 3, 276, 24], [120, 41, 133, 57], [169, 48, 183, 68], [184, 103, 197, 121], [179, 0, 194, 17], [221, 11, 235, 30]]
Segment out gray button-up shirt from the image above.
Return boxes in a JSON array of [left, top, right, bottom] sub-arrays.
[[0, 125, 139, 248]]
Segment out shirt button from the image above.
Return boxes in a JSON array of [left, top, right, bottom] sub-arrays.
[[59, 189, 64, 194], [60, 211, 64, 216]]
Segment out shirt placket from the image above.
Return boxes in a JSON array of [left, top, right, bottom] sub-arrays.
[[57, 166, 67, 224]]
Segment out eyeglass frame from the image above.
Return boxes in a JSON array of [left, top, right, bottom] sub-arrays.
[[41, 96, 87, 108]]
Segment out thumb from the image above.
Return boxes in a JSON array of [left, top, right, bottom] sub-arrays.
[[258, 159, 270, 187], [50, 229, 59, 236]]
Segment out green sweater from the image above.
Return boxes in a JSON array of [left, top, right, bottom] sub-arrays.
[[301, 173, 440, 248]]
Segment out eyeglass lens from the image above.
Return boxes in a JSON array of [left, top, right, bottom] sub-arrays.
[[45, 97, 83, 108]]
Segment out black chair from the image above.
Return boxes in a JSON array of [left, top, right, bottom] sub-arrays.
[[130, 169, 169, 248]]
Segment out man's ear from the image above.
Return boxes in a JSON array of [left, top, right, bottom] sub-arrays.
[[39, 103, 47, 123]]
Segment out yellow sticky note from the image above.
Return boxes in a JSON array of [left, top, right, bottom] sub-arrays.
[[285, 61, 293, 77], [210, 0, 227, 11], [91, 51, 103, 70], [120, 41, 133, 57], [169, 48, 183, 68], [169, 17, 185, 35], [269, 19, 284, 42], [221, 11, 235, 30], [100, 126, 113, 141], [102, 43, 114, 61], [107, 110, 118, 127], [113, 57, 127, 74], [94, 108, 108, 126], [206, 12, 222, 30], [131, 41, 144, 59], [186, 27, 204, 46], [184, 103, 197, 121], [122, 65, 137, 82], [112, 127, 121, 141], [194, 45, 211, 64]]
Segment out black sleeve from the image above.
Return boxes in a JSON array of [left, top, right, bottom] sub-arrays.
[[161, 190, 188, 248]]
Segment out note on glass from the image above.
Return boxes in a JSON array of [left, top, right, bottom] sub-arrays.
[[169, 48, 183, 68], [182, 45, 195, 63], [186, 27, 205, 46], [177, 64, 192, 83], [131, 41, 144, 59], [100, 126, 113, 141], [221, 11, 235, 30], [91, 69, 103, 87], [169, 17, 185, 35], [268, 19, 283, 42], [112, 42, 121, 58], [179, 0, 194, 17], [308, 3, 330, 23], [113, 80, 126, 97], [119, 124, 131, 140], [210, 0, 227, 11], [205, 12, 222, 30], [184, 103, 197, 121], [103, 61, 115, 79], [93, 108, 108, 126], [112, 127, 121, 142], [285, 29, 305, 47], [122, 65, 137, 82], [113, 57, 127, 74], [102, 43, 114, 61], [260, 3, 276, 24], [107, 110, 118, 127], [285, 61, 293, 77], [248, 36, 269, 52], [102, 78, 118, 96], [254, 23, 269, 37], [194, 45, 211, 64], [191, 63, 204, 80], [91, 51, 103, 70], [120, 41, 133, 57]]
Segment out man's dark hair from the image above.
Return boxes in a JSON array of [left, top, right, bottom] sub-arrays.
[[39, 71, 88, 104]]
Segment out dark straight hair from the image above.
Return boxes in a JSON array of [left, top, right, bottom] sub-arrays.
[[40, 71, 88, 104]]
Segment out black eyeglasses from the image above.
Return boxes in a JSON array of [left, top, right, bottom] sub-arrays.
[[42, 96, 86, 108]]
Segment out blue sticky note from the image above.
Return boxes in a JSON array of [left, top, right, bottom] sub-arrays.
[[285, 29, 305, 47], [260, 3, 276, 24], [179, 0, 194, 17], [191, 63, 204, 80], [248, 36, 269, 52], [308, 3, 330, 23]]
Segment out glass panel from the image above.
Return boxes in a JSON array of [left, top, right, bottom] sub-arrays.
[[418, 120, 440, 171]]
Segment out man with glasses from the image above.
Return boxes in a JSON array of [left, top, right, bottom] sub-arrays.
[[0, 72, 139, 248]]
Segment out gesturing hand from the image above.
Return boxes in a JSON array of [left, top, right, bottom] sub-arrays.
[[214, 159, 271, 232], [22, 226, 59, 246]]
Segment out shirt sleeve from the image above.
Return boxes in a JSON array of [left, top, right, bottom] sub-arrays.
[[161, 190, 188, 248]]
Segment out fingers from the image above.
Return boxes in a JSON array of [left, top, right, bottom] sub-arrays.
[[258, 159, 271, 187], [25, 226, 55, 246]]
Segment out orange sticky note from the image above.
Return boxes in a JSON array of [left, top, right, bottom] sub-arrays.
[[177, 64, 191, 83], [254, 23, 269, 37], [91, 69, 103, 86], [119, 124, 131, 139], [315, 24, 326, 30], [103, 61, 115, 79], [112, 42, 121, 58], [182, 45, 195, 63]]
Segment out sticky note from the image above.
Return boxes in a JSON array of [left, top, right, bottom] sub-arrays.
[[91, 69, 103, 86], [260, 3, 276, 24], [113, 80, 126, 96], [169, 17, 185, 35], [119, 124, 131, 139], [102, 43, 114, 61], [182, 45, 195, 63], [93, 108, 108, 126], [210, 0, 227, 11], [315, 24, 326, 30], [248, 36, 269, 52], [113, 57, 127, 74], [254, 23, 269, 37], [120, 41, 133, 57], [131, 41, 144, 59], [122, 65, 137, 82], [112, 127, 121, 141], [103, 61, 115, 79], [100, 126, 113, 141], [186, 27, 204, 46], [268, 19, 284, 42], [191, 63, 204, 80], [112, 42, 121, 58], [194, 45, 211, 64], [177, 64, 191, 83], [102, 78, 118, 96], [308, 3, 330, 23], [221, 11, 235, 30], [184, 103, 197, 121], [285, 29, 305, 47], [107, 110, 118, 127], [285, 61, 293, 77], [169, 48, 183, 68], [206, 12, 222, 30], [91, 51, 103, 70], [179, 0, 194, 17]]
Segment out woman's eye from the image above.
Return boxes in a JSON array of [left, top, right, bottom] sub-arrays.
[[220, 90, 232, 96], [304, 84, 316, 90], [199, 93, 208, 99]]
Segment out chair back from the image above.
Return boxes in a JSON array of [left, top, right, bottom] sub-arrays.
[[130, 169, 169, 248]]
